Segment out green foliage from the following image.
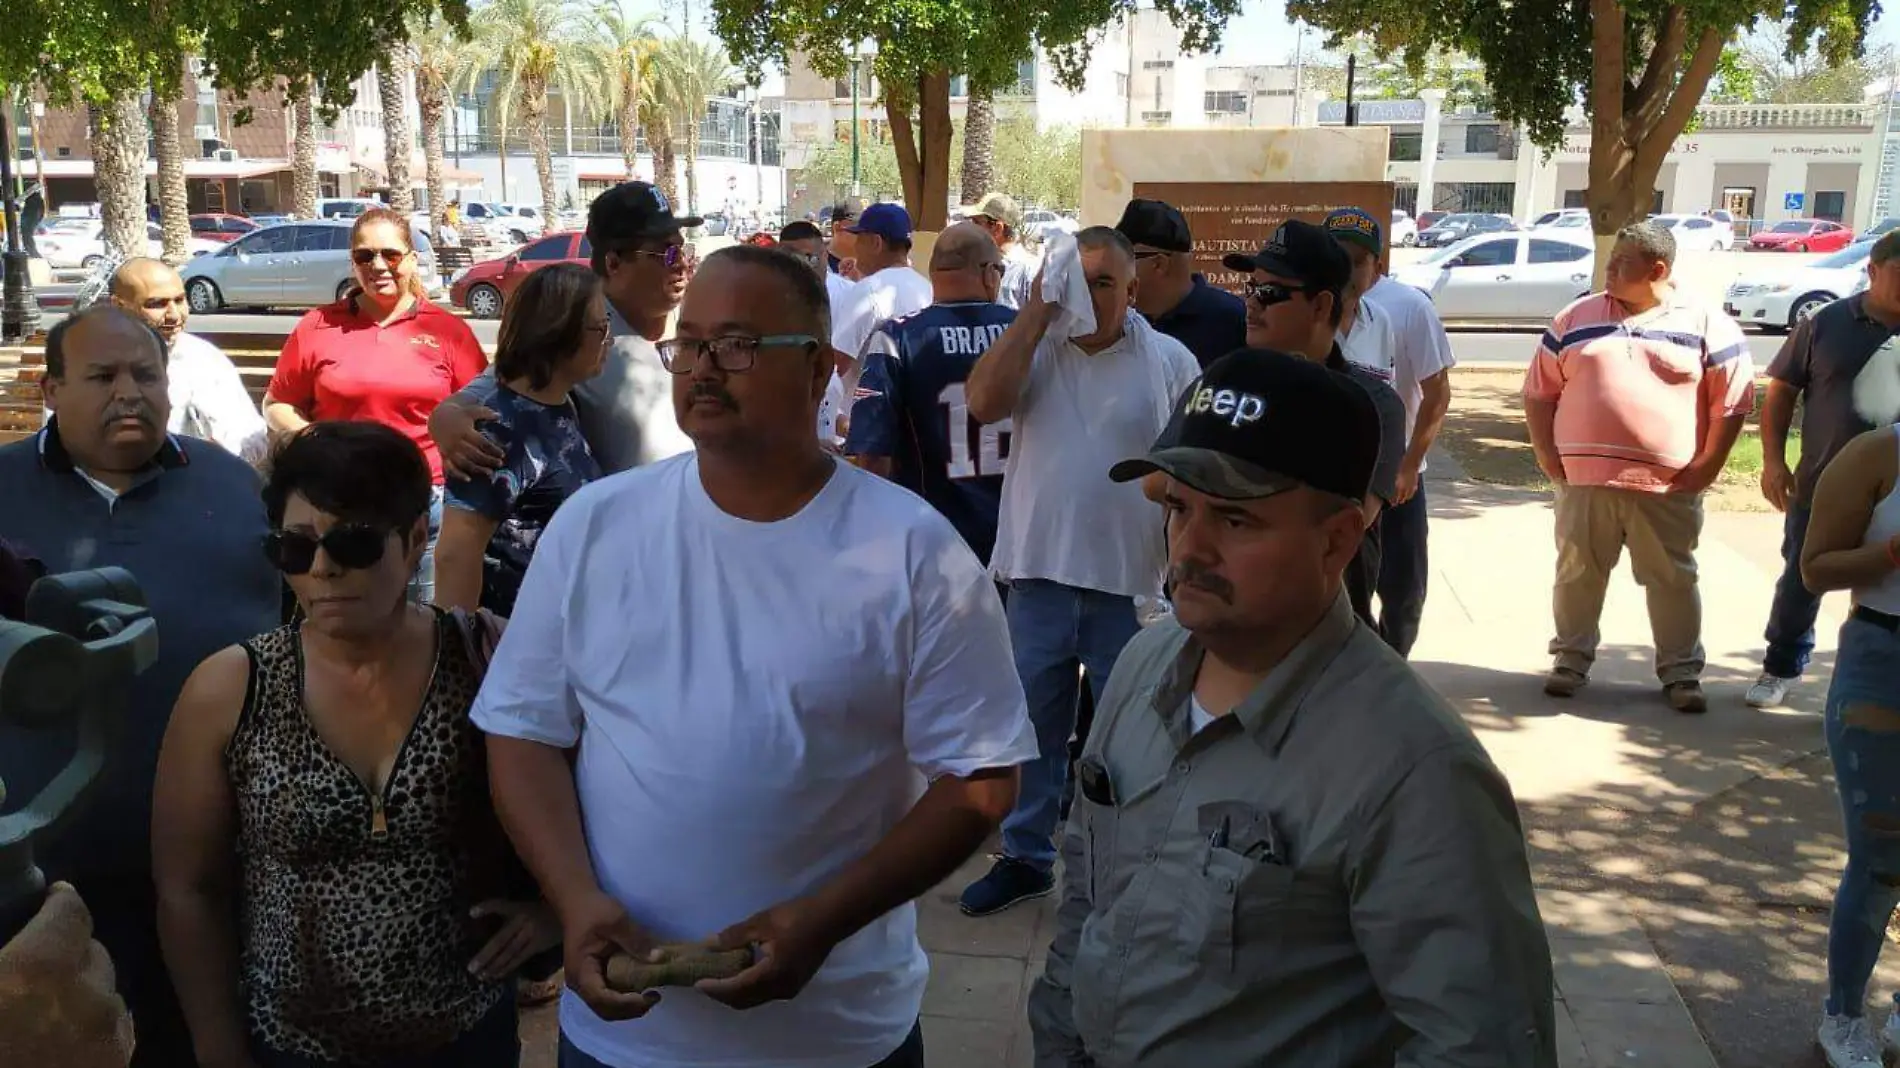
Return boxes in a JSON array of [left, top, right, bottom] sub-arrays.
[[991, 114, 1079, 209], [1713, 27, 1894, 103], [802, 132, 909, 203]]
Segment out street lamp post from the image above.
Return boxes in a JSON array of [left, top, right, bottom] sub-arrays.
[[1, 97, 41, 345], [849, 50, 863, 198]]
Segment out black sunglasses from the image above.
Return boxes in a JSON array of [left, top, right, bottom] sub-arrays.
[[351, 247, 410, 266], [1246, 281, 1317, 307], [263, 524, 391, 575]]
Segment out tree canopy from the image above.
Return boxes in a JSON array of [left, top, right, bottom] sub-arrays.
[[1710, 26, 1893, 103], [1306, 36, 1493, 112]]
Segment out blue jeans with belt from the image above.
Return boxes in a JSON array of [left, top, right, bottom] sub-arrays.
[[407, 485, 446, 604], [558, 1021, 924, 1067], [1763, 502, 1822, 678], [1377, 485, 1430, 656], [1824, 612, 1900, 1016]]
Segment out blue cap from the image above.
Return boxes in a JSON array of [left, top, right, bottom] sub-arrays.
[[846, 202, 913, 245], [1322, 207, 1382, 256]]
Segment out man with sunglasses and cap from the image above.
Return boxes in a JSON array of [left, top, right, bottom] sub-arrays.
[[1214, 219, 1407, 626], [1114, 197, 1246, 368], [1027, 347, 1556, 1068], [0, 305, 281, 1067], [430, 180, 700, 480], [962, 192, 1040, 310]]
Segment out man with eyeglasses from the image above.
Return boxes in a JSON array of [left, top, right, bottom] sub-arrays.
[[475, 244, 1034, 1068], [1114, 197, 1246, 368], [844, 222, 1017, 565], [429, 181, 699, 479], [1218, 220, 1407, 626], [0, 306, 281, 1067]]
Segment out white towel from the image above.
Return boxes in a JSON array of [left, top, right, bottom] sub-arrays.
[[1038, 229, 1097, 339]]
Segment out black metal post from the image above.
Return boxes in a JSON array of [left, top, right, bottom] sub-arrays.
[[1, 98, 41, 345], [1345, 55, 1358, 126]]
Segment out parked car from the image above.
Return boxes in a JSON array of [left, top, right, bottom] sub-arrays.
[[1415, 210, 1450, 231], [461, 201, 541, 244], [1529, 207, 1589, 229], [189, 213, 260, 244], [701, 211, 731, 237], [1392, 231, 1595, 322], [1390, 209, 1419, 248], [1416, 212, 1516, 248], [36, 220, 222, 269], [1530, 213, 1593, 236], [1747, 218, 1854, 252], [315, 198, 384, 220], [449, 230, 590, 318], [1651, 213, 1734, 252], [1723, 240, 1871, 333], [1855, 217, 1900, 244], [180, 219, 440, 312]]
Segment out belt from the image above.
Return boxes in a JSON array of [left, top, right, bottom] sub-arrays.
[[1852, 604, 1900, 632]]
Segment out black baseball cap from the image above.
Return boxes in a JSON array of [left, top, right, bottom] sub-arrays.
[[1109, 348, 1380, 502], [1221, 219, 1351, 293], [1115, 198, 1193, 253], [586, 181, 702, 248]]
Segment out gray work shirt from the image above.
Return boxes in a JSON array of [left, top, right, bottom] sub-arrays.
[[1765, 293, 1893, 504], [1027, 595, 1557, 1067]]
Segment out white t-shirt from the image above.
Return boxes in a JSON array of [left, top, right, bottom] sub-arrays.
[[471, 455, 1035, 1068], [167, 331, 269, 463], [1360, 275, 1457, 465], [825, 269, 857, 315], [831, 265, 933, 364], [991, 315, 1200, 598], [817, 370, 846, 445]]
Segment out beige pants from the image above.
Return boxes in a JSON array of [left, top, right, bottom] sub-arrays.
[[1550, 484, 1705, 685]]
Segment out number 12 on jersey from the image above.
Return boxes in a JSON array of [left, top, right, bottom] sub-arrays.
[[938, 382, 1011, 480]]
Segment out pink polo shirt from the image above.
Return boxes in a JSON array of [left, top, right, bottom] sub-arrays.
[[1523, 292, 1755, 493]]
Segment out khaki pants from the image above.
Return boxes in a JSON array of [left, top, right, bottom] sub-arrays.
[[1550, 484, 1705, 685]]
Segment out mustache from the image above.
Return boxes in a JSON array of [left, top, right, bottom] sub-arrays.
[[1169, 561, 1234, 604], [100, 403, 156, 428], [685, 383, 739, 411]]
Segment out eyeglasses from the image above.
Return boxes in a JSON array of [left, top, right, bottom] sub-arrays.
[[1131, 249, 1168, 261], [351, 247, 410, 267], [1246, 281, 1314, 308], [263, 524, 392, 575], [631, 245, 697, 270], [656, 334, 819, 374], [583, 318, 614, 346]]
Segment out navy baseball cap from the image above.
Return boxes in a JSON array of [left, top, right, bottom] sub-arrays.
[[1115, 198, 1193, 253], [1110, 348, 1380, 502], [846, 202, 914, 245], [587, 181, 702, 246]]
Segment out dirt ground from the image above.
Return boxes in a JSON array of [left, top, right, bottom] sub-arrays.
[[1440, 367, 1784, 513]]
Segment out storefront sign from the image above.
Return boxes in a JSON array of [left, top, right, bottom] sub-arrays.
[[1131, 180, 1396, 294]]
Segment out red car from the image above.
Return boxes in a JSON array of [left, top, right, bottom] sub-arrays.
[[450, 230, 590, 318], [1747, 218, 1854, 253], [188, 213, 258, 243]]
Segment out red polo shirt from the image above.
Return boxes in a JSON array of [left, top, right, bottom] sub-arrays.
[[269, 297, 489, 482]]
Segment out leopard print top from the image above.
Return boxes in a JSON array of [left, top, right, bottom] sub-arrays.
[[225, 610, 511, 1062]]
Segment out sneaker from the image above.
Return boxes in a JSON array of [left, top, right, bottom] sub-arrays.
[[1666, 680, 1709, 714], [958, 856, 1055, 917], [1819, 1011, 1884, 1067], [1746, 673, 1796, 708], [1543, 666, 1588, 697]]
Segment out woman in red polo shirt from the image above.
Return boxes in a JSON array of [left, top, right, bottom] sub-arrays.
[[265, 207, 488, 601]]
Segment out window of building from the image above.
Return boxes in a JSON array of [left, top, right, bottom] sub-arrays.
[[1141, 110, 1172, 126], [1464, 123, 1500, 154], [1204, 91, 1247, 114], [1394, 183, 1419, 216], [1142, 59, 1175, 70], [1390, 131, 1422, 162], [1434, 181, 1516, 215], [1116, 73, 1130, 97], [1153, 76, 1163, 109], [1562, 189, 1587, 209], [1257, 87, 1294, 97], [1814, 189, 1846, 221]]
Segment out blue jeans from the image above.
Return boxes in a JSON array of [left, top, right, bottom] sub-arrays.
[[1763, 503, 1821, 678], [253, 996, 519, 1067], [558, 1021, 923, 1068], [1377, 485, 1430, 657], [407, 485, 446, 604], [1824, 615, 1900, 1017], [1000, 579, 1141, 871]]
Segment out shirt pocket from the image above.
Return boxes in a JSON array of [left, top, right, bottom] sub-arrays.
[[1187, 843, 1296, 977], [1639, 337, 1703, 385]]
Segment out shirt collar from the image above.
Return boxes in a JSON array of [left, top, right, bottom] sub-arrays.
[[37, 416, 188, 476], [1151, 591, 1360, 754]]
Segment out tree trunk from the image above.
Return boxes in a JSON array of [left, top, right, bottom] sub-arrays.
[[885, 71, 954, 232], [1584, 0, 1725, 286], [647, 113, 677, 203], [90, 92, 149, 261], [418, 76, 448, 238], [960, 87, 994, 203], [618, 100, 639, 178], [152, 56, 192, 265], [523, 78, 556, 215], [292, 84, 318, 218], [379, 50, 415, 213], [684, 119, 700, 215]]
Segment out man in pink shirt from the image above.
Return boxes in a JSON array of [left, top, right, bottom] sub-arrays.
[[1523, 222, 1755, 713]]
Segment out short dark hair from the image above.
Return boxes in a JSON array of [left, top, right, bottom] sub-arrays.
[[1616, 222, 1677, 268], [701, 245, 830, 342], [44, 305, 165, 379], [780, 220, 823, 243], [1075, 225, 1136, 266], [494, 263, 604, 391], [1873, 231, 1900, 266], [262, 422, 433, 539]]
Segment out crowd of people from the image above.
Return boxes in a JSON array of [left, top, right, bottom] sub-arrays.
[[0, 176, 1897, 1068]]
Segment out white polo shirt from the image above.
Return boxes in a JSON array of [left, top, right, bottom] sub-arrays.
[[472, 454, 1035, 1068]]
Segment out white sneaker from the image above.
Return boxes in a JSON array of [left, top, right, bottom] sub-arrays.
[[1746, 673, 1795, 708], [1819, 1012, 1884, 1067]]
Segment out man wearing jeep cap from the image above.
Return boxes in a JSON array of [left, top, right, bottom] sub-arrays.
[[1028, 348, 1556, 1067]]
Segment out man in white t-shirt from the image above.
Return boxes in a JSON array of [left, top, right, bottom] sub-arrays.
[[1325, 208, 1456, 656], [830, 203, 934, 397], [474, 244, 1035, 1068], [959, 226, 1201, 917]]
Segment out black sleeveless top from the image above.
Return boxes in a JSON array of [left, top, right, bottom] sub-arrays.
[[225, 610, 511, 1061]]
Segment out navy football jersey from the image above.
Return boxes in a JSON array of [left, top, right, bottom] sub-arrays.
[[844, 300, 1018, 564]]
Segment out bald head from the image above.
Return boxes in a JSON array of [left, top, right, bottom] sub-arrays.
[[928, 222, 1004, 303], [109, 257, 189, 344]]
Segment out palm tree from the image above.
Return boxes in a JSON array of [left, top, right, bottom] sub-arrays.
[[463, 0, 605, 215], [414, 17, 475, 239], [960, 87, 995, 206], [656, 36, 738, 215], [151, 56, 193, 265], [89, 91, 148, 259], [378, 47, 416, 214], [291, 82, 318, 218], [595, 2, 660, 181], [639, 50, 680, 203]]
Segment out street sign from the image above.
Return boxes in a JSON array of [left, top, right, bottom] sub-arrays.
[[1784, 192, 1806, 212]]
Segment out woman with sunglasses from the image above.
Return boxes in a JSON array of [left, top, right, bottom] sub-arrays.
[[152, 422, 555, 1068], [434, 264, 607, 615], [263, 208, 489, 602]]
